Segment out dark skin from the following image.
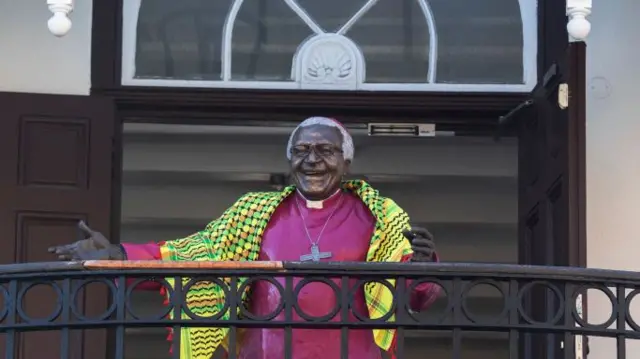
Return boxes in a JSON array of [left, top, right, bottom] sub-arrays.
[[290, 124, 436, 262], [403, 227, 436, 262], [49, 123, 436, 262], [289, 124, 350, 200], [48, 221, 123, 261]]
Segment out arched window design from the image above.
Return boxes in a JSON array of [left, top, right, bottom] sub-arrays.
[[122, 0, 536, 92]]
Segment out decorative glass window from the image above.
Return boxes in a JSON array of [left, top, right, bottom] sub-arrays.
[[122, 0, 537, 92]]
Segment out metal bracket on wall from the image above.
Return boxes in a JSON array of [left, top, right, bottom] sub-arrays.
[[493, 99, 535, 141], [493, 63, 565, 141]]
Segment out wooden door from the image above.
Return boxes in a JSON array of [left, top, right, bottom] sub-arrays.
[[516, 42, 587, 359], [0, 92, 116, 359]]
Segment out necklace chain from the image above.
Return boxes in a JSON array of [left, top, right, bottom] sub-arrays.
[[295, 193, 344, 248]]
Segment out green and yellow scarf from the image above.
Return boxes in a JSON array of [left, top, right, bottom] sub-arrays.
[[159, 180, 413, 358]]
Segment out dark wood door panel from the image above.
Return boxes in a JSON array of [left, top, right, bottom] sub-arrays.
[[0, 92, 116, 359], [517, 43, 587, 359]]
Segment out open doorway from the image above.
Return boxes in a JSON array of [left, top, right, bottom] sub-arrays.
[[118, 122, 518, 359]]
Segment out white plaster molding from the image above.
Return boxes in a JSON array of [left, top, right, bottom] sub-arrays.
[[566, 0, 592, 41], [293, 34, 365, 90], [47, 0, 74, 37], [121, 0, 537, 93]]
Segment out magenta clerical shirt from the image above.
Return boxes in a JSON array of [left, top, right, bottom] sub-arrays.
[[122, 190, 440, 359]]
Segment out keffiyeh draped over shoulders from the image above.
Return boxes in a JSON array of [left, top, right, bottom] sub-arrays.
[[158, 180, 413, 359]]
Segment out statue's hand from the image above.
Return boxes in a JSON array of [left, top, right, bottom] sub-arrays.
[[48, 221, 124, 261], [403, 226, 436, 262]]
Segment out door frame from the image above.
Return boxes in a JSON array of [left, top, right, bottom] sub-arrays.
[[91, 1, 587, 357], [533, 0, 587, 268], [91, 0, 586, 270]]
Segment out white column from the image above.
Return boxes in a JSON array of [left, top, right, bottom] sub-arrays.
[[566, 0, 592, 41], [47, 0, 74, 37]]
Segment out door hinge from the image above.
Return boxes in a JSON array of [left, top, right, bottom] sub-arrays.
[[560, 336, 588, 359], [559, 83, 569, 109]]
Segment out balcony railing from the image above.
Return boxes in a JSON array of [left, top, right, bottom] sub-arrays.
[[0, 260, 638, 358]]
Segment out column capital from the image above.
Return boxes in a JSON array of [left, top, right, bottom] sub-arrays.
[[566, 0, 592, 41], [47, 0, 74, 37]]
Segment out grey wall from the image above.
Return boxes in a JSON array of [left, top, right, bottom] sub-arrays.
[[120, 123, 518, 359]]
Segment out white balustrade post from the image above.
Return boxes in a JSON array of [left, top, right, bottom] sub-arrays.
[[566, 0, 592, 41], [47, 0, 74, 37]]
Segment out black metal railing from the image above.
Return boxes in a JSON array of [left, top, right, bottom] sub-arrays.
[[0, 260, 638, 359]]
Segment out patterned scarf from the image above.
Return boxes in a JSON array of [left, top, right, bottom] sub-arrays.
[[159, 180, 412, 358]]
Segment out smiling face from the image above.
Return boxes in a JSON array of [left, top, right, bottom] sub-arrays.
[[289, 124, 350, 200]]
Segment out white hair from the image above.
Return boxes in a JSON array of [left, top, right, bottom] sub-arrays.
[[286, 116, 355, 161]]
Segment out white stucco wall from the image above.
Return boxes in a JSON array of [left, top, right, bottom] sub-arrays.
[[585, 1, 640, 358], [0, 0, 92, 95]]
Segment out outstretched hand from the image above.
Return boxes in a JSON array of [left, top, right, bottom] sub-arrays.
[[403, 226, 436, 262], [47, 221, 123, 261]]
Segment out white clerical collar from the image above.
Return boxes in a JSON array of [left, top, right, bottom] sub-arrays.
[[296, 189, 342, 209]]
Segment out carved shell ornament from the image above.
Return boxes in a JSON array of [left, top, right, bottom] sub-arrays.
[[305, 44, 353, 82]]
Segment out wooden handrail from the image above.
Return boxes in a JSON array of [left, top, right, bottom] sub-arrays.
[[83, 260, 284, 270], [0, 261, 639, 284]]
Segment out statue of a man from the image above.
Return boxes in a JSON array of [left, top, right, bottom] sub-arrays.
[[50, 117, 440, 359]]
